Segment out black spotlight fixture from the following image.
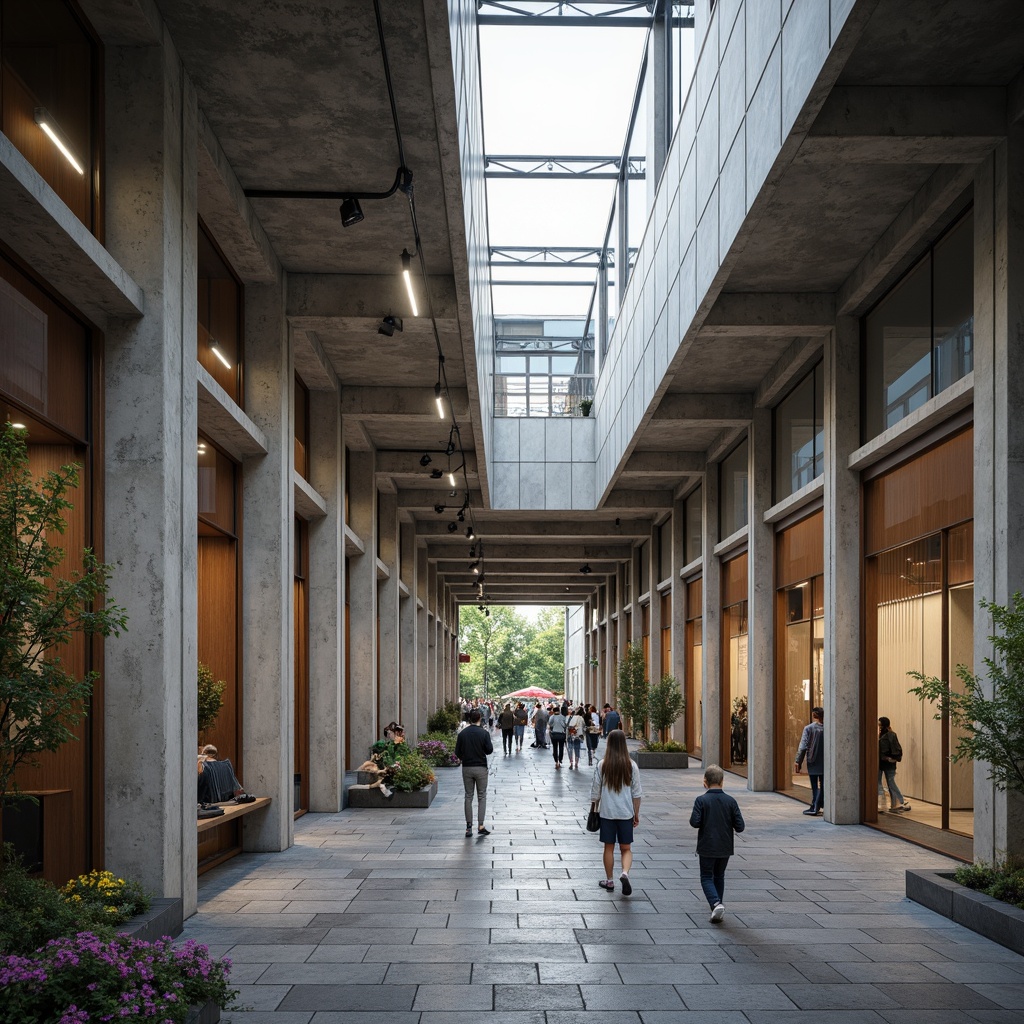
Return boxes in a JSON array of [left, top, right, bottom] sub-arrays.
[[580, 564, 593, 574], [466, 526, 475, 540], [447, 521, 458, 533], [457, 510, 465, 522], [469, 559, 480, 573], [469, 544, 477, 558], [430, 468, 443, 479], [419, 453, 432, 467], [433, 503, 445, 514], [377, 315, 403, 337], [339, 197, 364, 227]]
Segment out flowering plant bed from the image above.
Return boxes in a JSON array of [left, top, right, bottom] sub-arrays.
[[416, 739, 460, 767], [0, 932, 237, 1024], [60, 869, 150, 925]]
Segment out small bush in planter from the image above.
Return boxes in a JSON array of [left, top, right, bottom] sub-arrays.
[[389, 750, 436, 792], [419, 730, 458, 747], [426, 701, 462, 734], [0, 933, 237, 1024], [60, 869, 150, 924], [641, 740, 686, 753], [416, 739, 460, 767], [954, 860, 1024, 910]]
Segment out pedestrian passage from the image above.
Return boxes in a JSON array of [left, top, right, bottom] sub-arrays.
[[180, 740, 1024, 1022]]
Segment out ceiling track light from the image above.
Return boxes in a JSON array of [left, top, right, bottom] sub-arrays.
[[209, 339, 233, 370], [466, 526, 475, 540], [34, 107, 85, 175], [447, 521, 458, 533], [469, 559, 480, 572], [401, 249, 419, 316], [580, 564, 593, 574], [378, 314, 403, 336], [419, 453, 432, 466], [433, 504, 445, 514], [430, 468, 443, 479]]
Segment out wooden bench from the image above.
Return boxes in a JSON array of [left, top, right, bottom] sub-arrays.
[[197, 797, 271, 873]]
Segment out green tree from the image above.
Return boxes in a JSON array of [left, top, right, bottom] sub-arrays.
[[0, 424, 128, 800], [616, 642, 649, 738], [521, 607, 564, 693], [909, 593, 1024, 795], [648, 674, 685, 744], [197, 661, 225, 737]]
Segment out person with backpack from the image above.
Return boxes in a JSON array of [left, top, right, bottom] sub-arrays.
[[793, 707, 824, 816], [878, 716, 911, 813], [566, 705, 586, 769]]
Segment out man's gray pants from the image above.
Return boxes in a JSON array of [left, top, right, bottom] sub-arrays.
[[462, 765, 488, 826]]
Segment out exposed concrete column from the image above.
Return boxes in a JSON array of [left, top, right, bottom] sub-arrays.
[[307, 391, 344, 812], [377, 492, 400, 726], [427, 561, 438, 709], [346, 450, 377, 765], [824, 317, 862, 825], [415, 545, 430, 725], [702, 460, 723, 768], [648, 524, 663, 695], [240, 281, 293, 852], [974, 136, 1024, 859], [631, 548, 643, 646], [615, 562, 628, 698], [399, 523, 418, 736], [647, 0, 669, 198], [748, 408, 774, 791], [671, 498, 687, 744], [103, 41, 198, 910]]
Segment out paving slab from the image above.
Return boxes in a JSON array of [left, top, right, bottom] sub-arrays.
[[181, 739, 1024, 1022]]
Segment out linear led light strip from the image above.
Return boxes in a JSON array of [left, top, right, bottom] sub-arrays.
[[34, 107, 85, 176]]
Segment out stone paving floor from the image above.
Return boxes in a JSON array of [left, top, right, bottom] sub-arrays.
[[181, 738, 1024, 1023]]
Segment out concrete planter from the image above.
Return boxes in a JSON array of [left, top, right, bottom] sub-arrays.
[[630, 750, 689, 769], [347, 779, 438, 808], [907, 869, 1024, 957]]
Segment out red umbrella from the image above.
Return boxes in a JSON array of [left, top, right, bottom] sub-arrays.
[[505, 686, 557, 699]]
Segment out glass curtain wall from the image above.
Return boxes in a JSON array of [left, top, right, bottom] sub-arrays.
[[773, 362, 824, 503], [774, 511, 825, 802], [684, 485, 702, 565], [685, 577, 702, 757], [722, 552, 748, 776], [863, 429, 973, 836], [720, 439, 749, 537]]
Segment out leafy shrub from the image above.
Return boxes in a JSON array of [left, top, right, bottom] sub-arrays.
[[647, 674, 685, 743], [426, 701, 462, 735], [60, 869, 149, 925], [953, 860, 1024, 910], [390, 750, 436, 792], [416, 739, 460, 767], [0, 933, 237, 1024], [370, 739, 400, 765], [197, 661, 225, 736], [0, 849, 112, 955], [641, 740, 686, 753], [419, 730, 458, 747]]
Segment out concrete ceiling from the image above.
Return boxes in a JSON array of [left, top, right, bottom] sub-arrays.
[[155, 0, 1023, 607]]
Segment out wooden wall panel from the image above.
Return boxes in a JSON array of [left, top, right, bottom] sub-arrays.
[[722, 551, 748, 606], [197, 536, 239, 771], [864, 428, 973, 555], [775, 510, 824, 589]]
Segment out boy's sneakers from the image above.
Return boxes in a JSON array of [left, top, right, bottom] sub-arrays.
[[619, 872, 632, 896], [598, 879, 615, 891], [710, 903, 725, 923]]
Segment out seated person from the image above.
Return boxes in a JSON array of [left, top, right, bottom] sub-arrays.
[[197, 745, 245, 803], [383, 722, 406, 743]]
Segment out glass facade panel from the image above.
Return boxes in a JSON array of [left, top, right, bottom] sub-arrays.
[[773, 366, 824, 503], [724, 591, 748, 776], [686, 577, 703, 757], [720, 439, 749, 537], [864, 211, 974, 439], [658, 520, 672, 582], [684, 485, 702, 564], [198, 225, 243, 404]]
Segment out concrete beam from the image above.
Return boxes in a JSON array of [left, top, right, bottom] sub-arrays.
[[754, 338, 825, 409], [653, 394, 753, 424], [804, 86, 1006, 163], [397, 489, 484, 511], [376, 451, 479, 477], [698, 293, 835, 337], [435, 564, 619, 578], [413, 517, 654, 539], [600, 489, 676, 510], [622, 451, 705, 476], [441, 573, 614, 586], [287, 273, 460, 323], [429, 543, 632, 562], [293, 330, 338, 392], [342, 387, 471, 421]]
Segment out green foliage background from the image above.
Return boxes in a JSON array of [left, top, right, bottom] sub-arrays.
[[458, 606, 564, 697]]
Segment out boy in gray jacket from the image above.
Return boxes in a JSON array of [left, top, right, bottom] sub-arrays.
[[689, 764, 745, 923]]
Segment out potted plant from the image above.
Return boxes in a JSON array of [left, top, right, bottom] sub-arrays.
[[633, 675, 688, 768], [616, 643, 648, 739], [579, 398, 593, 417], [197, 661, 225, 740]]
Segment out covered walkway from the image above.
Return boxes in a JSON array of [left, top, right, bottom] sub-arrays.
[[182, 746, 1024, 1023]]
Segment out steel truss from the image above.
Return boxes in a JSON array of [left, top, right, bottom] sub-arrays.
[[478, 1, 694, 29], [484, 155, 645, 180], [489, 246, 636, 269]]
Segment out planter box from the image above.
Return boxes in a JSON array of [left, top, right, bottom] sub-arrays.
[[631, 751, 689, 769], [907, 869, 1024, 957], [347, 779, 438, 808], [118, 897, 183, 943]]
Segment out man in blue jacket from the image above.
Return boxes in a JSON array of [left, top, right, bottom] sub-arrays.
[[794, 707, 824, 816], [689, 764, 745, 923]]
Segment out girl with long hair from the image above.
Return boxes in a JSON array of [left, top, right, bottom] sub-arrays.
[[589, 728, 643, 894]]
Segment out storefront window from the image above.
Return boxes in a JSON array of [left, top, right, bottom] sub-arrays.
[[1, 0, 99, 232], [722, 552, 748, 776], [685, 577, 702, 757], [198, 224, 243, 404], [720, 439, 748, 537], [658, 520, 672, 583], [864, 210, 973, 439], [773, 362, 823, 502]]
